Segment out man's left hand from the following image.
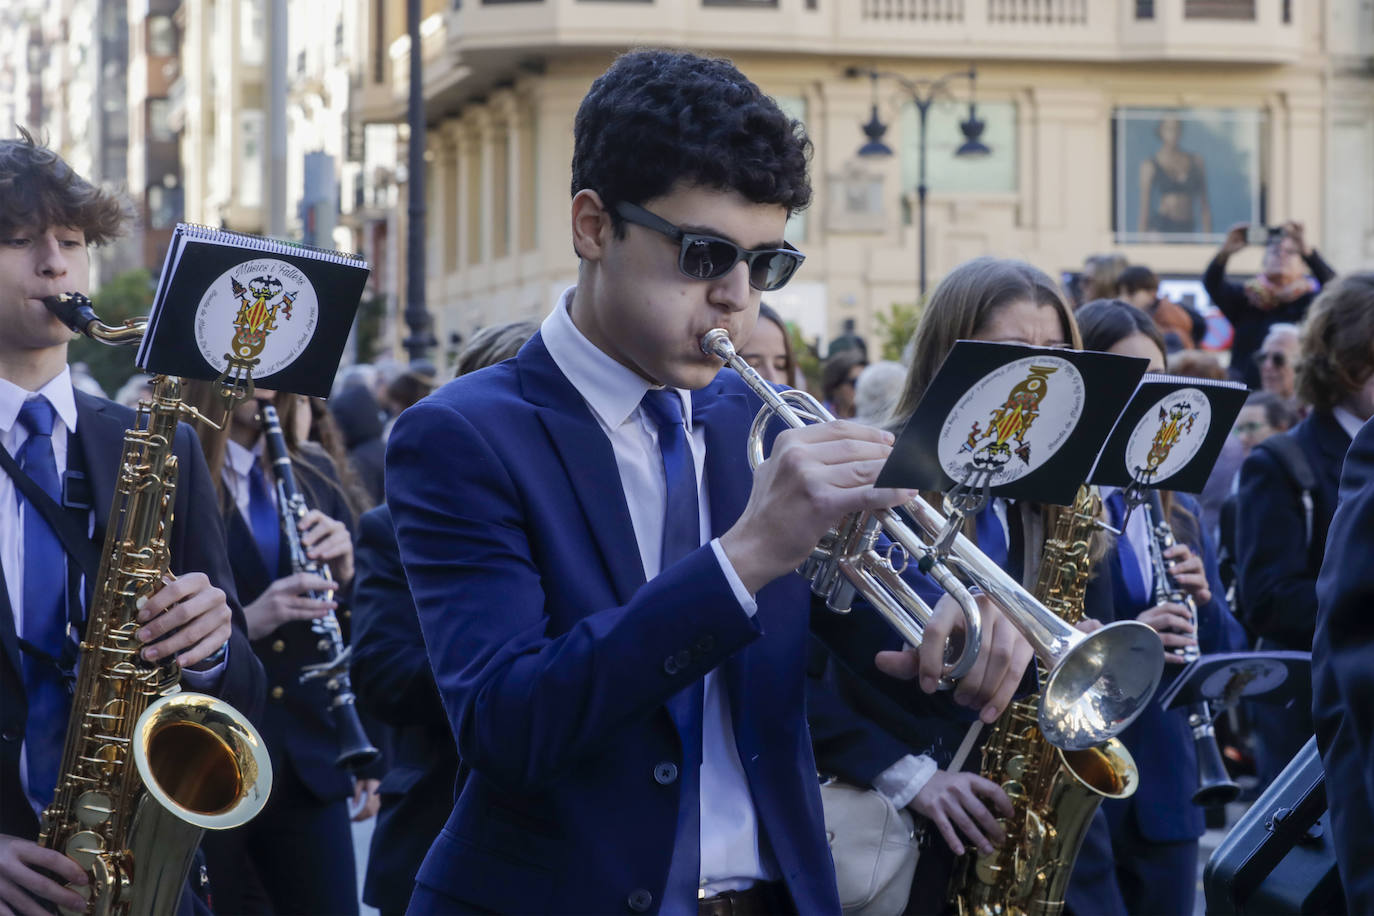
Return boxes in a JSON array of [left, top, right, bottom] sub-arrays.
[[874, 593, 1035, 723], [136, 573, 231, 667]]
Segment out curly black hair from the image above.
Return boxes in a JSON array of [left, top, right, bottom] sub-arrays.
[[572, 49, 812, 233], [0, 128, 132, 245]]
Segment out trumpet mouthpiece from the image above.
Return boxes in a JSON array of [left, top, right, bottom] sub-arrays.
[[701, 328, 735, 360]]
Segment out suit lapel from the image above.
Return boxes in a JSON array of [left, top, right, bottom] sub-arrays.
[[74, 392, 128, 535], [519, 333, 646, 605]]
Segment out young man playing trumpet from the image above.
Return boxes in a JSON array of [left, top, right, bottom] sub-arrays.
[[0, 132, 264, 914], [385, 49, 1033, 914]]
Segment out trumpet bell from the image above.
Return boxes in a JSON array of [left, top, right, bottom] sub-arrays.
[[1039, 620, 1165, 751]]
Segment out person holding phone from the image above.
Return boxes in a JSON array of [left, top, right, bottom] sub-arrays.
[[1203, 221, 1335, 388]]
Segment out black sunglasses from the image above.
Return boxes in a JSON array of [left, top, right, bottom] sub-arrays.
[[613, 201, 805, 292], [1254, 350, 1289, 369]]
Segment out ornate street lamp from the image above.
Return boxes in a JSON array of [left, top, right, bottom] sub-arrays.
[[845, 65, 990, 299]]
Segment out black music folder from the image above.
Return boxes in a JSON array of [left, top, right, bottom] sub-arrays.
[[135, 223, 370, 398], [876, 341, 1149, 505], [1090, 373, 1248, 494]]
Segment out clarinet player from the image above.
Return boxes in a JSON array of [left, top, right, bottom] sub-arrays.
[[1075, 300, 1248, 915], [181, 384, 379, 916]]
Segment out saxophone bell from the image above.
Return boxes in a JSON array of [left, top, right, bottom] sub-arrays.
[[703, 328, 1165, 750]]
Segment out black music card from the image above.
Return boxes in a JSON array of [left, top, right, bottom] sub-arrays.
[[876, 341, 1149, 505], [1089, 373, 1249, 494], [136, 223, 370, 398]]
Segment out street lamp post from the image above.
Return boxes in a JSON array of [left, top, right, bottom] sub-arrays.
[[403, 0, 437, 364], [845, 66, 991, 299]]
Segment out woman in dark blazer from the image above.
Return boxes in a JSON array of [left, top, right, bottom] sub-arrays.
[[184, 384, 374, 915], [1076, 299, 1248, 916]]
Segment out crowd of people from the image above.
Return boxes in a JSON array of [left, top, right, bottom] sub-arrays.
[[3, 46, 1373, 916]]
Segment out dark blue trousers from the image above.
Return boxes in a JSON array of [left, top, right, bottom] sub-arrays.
[[202, 763, 358, 915]]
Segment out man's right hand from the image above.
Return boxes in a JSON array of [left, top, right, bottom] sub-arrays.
[[242, 571, 337, 640], [1220, 222, 1248, 257], [719, 421, 915, 595], [0, 835, 88, 916]]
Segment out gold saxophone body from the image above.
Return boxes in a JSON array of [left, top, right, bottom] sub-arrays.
[[950, 487, 1139, 916], [37, 295, 271, 916]]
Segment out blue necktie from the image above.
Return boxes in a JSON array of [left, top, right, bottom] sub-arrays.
[[1107, 491, 1150, 608], [17, 397, 71, 809], [247, 460, 281, 578], [975, 502, 1009, 571], [641, 388, 705, 909]]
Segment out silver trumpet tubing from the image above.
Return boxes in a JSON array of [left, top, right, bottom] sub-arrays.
[[702, 328, 1165, 750]]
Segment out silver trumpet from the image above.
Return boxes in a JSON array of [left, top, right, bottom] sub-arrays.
[[703, 329, 1165, 750]]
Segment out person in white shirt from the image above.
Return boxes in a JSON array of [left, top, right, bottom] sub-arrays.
[[385, 50, 1033, 915], [0, 129, 263, 914]]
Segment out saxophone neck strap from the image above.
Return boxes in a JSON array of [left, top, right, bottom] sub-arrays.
[[0, 437, 100, 581]]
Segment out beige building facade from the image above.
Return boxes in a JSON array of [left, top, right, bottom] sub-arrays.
[[355, 0, 1374, 362]]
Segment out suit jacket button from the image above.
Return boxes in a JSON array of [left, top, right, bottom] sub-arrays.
[[694, 635, 715, 655], [1, 729, 18, 742], [653, 762, 679, 785], [663, 655, 681, 676], [673, 649, 691, 670], [627, 889, 653, 912], [270, 686, 285, 701], [271, 639, 286, 653]]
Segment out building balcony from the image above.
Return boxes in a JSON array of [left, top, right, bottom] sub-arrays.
[[422, 0, 1300, 71]]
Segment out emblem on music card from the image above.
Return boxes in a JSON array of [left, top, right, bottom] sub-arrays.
[[194, 259, 319, 377], [1124, 388, 1210, 484], [937, 355, 1084, 487]]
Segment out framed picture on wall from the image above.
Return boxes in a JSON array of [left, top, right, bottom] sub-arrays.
[[1114, 107, 1265, 244]]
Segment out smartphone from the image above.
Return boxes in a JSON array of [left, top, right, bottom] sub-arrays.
[[1247, 225, 1280, 245]]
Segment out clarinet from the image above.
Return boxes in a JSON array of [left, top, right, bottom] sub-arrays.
[[1144, 488, 1239, 807], [260, 402, 380, 772]]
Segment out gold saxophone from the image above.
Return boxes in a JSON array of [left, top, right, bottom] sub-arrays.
[[37, 295, 271, 916], [950, 487, 1139, 916]]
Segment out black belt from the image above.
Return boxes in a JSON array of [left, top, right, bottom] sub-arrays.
[[698, 881, 790, 916]]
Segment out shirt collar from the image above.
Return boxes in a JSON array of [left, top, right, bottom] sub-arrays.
[[540, 285, 693, 431], [0, 365, 79, 436], [1331, 405, 1366, 441], [224, 437, 261, 480]]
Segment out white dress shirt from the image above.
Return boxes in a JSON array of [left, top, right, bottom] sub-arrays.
[[540, 287, 774, 894], [1, 370, 225, 814], [1332, 405, 1367, 442], [1101, 485, 1156, 597], [223, 438, 271, 520]]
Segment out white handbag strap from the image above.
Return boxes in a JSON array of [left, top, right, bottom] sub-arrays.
[[949, 721, 983, 773]]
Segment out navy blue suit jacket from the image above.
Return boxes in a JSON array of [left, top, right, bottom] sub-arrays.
[[1102, 493, 1246, 844], [351, 505, 459, 915], [1313, 415, 1374, 912], [1235, 410, 1350, 650], [385, 332, 841, 914], [0, 391, 265, 840]]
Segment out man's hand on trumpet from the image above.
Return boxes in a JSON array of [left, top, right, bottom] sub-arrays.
[[719, 420, 917, 596], [874, 592, 1035, 723]]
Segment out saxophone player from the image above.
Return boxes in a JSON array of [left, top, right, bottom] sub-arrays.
[[809, 257, 1122, 915], [1075, 300, 1249, 916], [0, 132, 265, 914]]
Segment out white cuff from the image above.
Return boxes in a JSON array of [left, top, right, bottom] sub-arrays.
[[872, 754, 938, 810], [710, 537, 758, 618], [181, 641, 229, 691]]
